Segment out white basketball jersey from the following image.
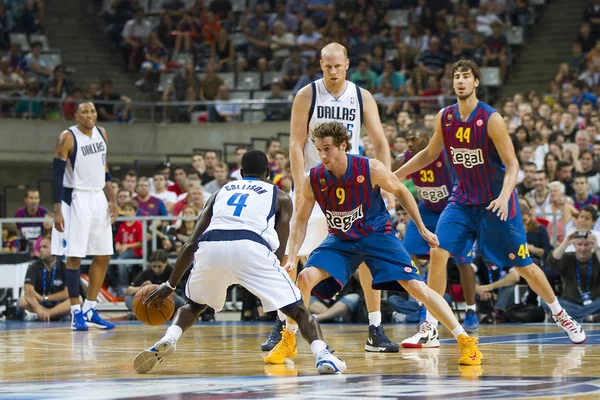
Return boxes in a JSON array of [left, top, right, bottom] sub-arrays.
[[207, 178, 280, 251], [63, 125, 107, 190], [305, 79, 363, 173]]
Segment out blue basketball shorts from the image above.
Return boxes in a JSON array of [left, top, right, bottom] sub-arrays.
[[436, 192, 532, 268], [306, 231, 423, 299]]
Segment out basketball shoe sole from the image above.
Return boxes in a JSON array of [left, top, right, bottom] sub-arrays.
[[133, 339, 176, 374]]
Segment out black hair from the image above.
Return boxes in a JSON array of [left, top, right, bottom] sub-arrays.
[[241, 150, 269, 177]]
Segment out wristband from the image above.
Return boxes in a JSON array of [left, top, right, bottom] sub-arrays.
[[105, 172, 112, 182], [165, 281, 176, 290]]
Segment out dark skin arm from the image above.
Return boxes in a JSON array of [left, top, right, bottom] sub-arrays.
[[98, 126, 118, 223], [144, 191, 218, 307], [274, 190, 293, 262], [52, 131, 74, 232], [391, 153, 405, 177]]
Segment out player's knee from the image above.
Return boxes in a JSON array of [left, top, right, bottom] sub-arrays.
[[296, 267, 320, 292], [430, 246, 450, 261], [404, 279, 427, 299]]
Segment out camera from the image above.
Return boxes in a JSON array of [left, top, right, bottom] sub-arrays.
[[574, 231, 590, 239]]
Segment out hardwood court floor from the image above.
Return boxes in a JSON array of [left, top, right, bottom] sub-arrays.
[[0, 321, 599, 399]]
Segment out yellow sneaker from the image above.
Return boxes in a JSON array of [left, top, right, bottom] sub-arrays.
[[263, 329, 298, 364], [457, 334, 482, 365]]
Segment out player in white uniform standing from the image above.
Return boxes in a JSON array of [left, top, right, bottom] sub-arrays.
[[262, 42, 399, 357], [51, 102, 117, 331], [133, 150, 347, 375]]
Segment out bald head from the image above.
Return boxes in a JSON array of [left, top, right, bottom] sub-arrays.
[[320, 42, 348, 60]]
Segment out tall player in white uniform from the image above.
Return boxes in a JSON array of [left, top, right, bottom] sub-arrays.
[[51, 102, 117, 331], [133, 150, 347, 375], [262, 42, 399, 358]]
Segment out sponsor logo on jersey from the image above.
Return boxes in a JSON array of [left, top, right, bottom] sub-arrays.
[[81, 142, 105, 156], [325, 204, 364, 232], [316, 105, 356, 121], [416, 185, 449, 203], [450, 147, 485, 168]]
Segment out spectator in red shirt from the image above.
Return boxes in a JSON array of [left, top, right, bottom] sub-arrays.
[[420, 75, 444, 115], [135, 178, 168, 217], [14, 188, 49, 242], [483, 21, 508, 82], [173, 184, 205, 216], [63, 87, 83, 121], [168, 166, 187, 196], [111, 200, 144, 291]]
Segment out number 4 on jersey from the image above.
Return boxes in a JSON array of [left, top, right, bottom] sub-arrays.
[[227, 193, 249, 216], [517, 243, 530, 259]]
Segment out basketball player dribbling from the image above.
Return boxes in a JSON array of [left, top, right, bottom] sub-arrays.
[[396, 60, 586, 346], [284, 121, 482, 366], [51, 102, 117, 331], [262, 42, 399, 360], [133, 150, 346, 375], [393, 123, 480, 339]]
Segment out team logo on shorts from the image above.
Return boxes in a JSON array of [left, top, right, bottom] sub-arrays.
[[509, 253, 515, 260], [357, 175, 365, 183], [476, 119, 483, 127], [404, 267, 412, 273]]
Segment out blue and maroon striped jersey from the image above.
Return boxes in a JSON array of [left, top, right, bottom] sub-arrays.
[[572, 193, 600, 211], [14, 206, 49, 240], [309, 154, 392, 240], [441, 101, 504, 205], [405, 150, 454, 212]]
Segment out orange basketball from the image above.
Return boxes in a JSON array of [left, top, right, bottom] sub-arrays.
[[133, 284, 175, 326]]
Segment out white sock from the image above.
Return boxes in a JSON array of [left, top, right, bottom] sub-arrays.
[[163, 325, 183, 342], [310, 340, 327, 358], [277, 310, 287, 322], [451, 326, 467, 339], [547, 299, 564, 315], [368, 311, 382, 327], [82, 300, 96, 313], [70, 304, 81, 313], [465, 304, 476, 312], [425, 311, 439, 326], [286, 323, 298, 334]]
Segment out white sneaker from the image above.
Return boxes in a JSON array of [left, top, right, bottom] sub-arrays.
[[401, 322, 440, 348], [133, 338, 176, 374], [315, 351, 347, 374], [553, 310, 586, 344]]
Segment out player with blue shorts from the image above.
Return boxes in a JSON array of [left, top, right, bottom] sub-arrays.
[[396, 59, 586, 346], [267, 121, 482, 366], [393, 123, 479, 338]]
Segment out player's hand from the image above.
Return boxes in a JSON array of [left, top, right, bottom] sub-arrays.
[[588, 232, 598, 250], [486, 196, 509, 221], [418, 228, 439, 248], [53, 210, 65, 232], [381, 189, 396, 211], [144, 282, 173, 309], [283, 259, 298, 273], [108, 201, 118, 224]]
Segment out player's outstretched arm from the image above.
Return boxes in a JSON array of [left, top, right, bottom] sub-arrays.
[[361, 89, 391, 169], [289, 85, 312, 196], [98, 126, 118, 223], [370, 159, 439, 248], [168, 192, 217, 287], [486, 112, 519, 220], [51, 130, 74, 232], [284, 177, 315, 272], [394, 110, 444, 179], [274, 191, 293, 262]]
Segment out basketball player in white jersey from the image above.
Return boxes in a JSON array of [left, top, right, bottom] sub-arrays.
[[262, 42, 399, 358], [133, 150, 347, 375], [51, 102, 117, 331]]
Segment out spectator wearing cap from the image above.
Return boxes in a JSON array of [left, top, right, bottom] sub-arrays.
[[25, 41, 50, 83], [14, 188, 48, 242], [18, 236, 70, 322], [264, 82, 290, 121], [546, 230, 600, 322], [281, 46, 306, 90]]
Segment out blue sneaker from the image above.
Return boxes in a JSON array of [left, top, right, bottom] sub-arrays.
[[84, 308, 115, 330], [316, 350, 347, 374], [71, 310, 88, 331], [462, 309, 479, 333], [418, 306, 427, 325]]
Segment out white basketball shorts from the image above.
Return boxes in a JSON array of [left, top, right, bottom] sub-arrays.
[[185, 236, 302, 312], [51, 188, 114, 258], [285, 190, 329, 257]]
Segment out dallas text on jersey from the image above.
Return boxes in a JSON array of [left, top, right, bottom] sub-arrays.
[[316, 106, 356, 121]]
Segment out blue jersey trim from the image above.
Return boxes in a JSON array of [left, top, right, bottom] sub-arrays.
[[68, 129, 77, 171], [95, 125, 107, 143], [199, 229, 271, 250], [308, 81, 316, 132], [356, 86, 364, 124]]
